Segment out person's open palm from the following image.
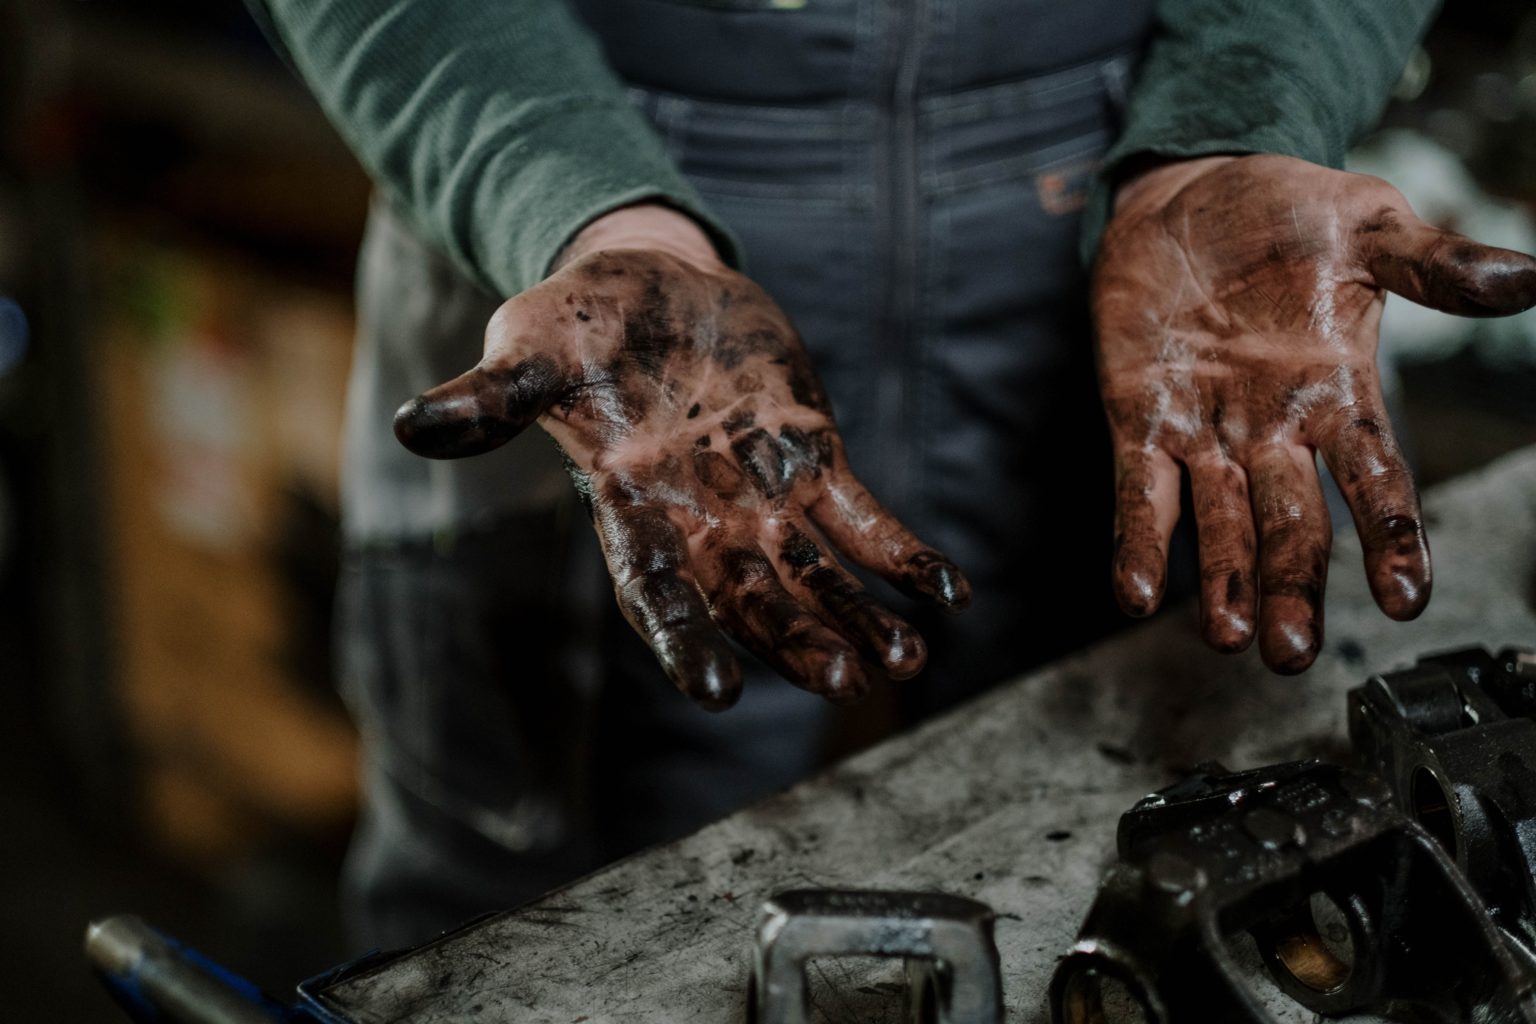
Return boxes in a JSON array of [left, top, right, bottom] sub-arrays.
[[1096, 155, 1536, 673], [394, 207, 970, 710]]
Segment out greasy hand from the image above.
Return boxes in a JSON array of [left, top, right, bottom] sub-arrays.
[[394, 205, 970, 710], [1096, 154, 1536, 673]]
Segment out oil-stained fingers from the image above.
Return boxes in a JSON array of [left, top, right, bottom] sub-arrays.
[[807, 467, 971, 611], [1312, 403, 1430, 620], [595, 501, 742, 711], [393, 353, 567, 459], [1186, 453, 1257, 652], [1111, 444, 1181, 618], [776, 524, 927, 680], [1358, 208, 1536, 317], [698, 543, 870, 704], [1248, 446, 1332, 674]]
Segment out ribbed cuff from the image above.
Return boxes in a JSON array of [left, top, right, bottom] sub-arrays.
[[460, 101, 743, 298]]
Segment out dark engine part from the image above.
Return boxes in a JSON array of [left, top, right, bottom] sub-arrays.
[[1052, 645, 1536, 1024], [1048, 760, 1536, 1024], [1350, 646, 1536, 968]]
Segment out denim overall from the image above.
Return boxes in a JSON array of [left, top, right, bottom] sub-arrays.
[[336, 0, 1155, 947]]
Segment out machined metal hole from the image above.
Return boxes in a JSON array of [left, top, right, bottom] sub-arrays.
[[1270, 892, 1356, 994], [914, 963, 939, 1024], [1411, 766, 1459, 860], [1060, 968, 1154, 1024], [802, 955, 906, 1022]]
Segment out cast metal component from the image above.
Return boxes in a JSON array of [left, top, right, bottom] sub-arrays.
[[749, 889, 1003, 1024], [1048, 761, 1536, 1024], [1350, 645, 1536, 967], [85, 915, 292, 1024]]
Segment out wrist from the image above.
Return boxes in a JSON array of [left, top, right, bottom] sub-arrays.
[[557, 203, 725, 274], [1112, 155, 1237, 216]]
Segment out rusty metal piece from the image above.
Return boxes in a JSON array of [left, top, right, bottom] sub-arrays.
[[749, 889, 1003, 1024], [1048, 760, 1536, 1023], [1350, 645, 1536, 969]]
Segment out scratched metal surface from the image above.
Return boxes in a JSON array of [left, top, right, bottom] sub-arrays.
[[312, 447, 1536, 1024]]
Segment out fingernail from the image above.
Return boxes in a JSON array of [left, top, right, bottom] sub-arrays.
[[394, 391, 515, 459], [392, 395, 431, 446], [926, 562, 972, 610], [821, 651, 869, 705], [1261, 618, 1321, 675], [1204, 608, 1255, 653], [882, 626, 927, 680], [1116, 569, 1163, 618], [392, 393, 474, 458], [673, 651, 742, 712], [1475, 252, 1536, 312], [1381, 568, 1431, 621]]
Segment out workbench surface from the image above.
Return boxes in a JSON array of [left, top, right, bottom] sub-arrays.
[[310, 447, 1536, 1024]]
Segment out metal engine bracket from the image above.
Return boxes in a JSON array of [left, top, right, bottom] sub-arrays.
[[1350, 645, 1536, 968], [1048, 760, 1536, 1024], [749, 889, 1003, 1024]]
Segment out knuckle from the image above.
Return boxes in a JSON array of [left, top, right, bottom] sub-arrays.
[[780, 614, 830, 645], [1260, 567, 1324, 604], [1200, 559, 1250, 583], [1257, 499, 1317, 537]]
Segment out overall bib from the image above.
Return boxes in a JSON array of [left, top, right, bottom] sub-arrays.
[[336, 0, 1156, 947]]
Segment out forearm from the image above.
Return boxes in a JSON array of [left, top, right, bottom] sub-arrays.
[[246, 0, 739, 296], [1082, 0, 1440, 264]]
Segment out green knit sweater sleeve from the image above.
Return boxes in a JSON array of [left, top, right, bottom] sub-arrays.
[[245, 0, 740, 297], [1081, 0, 1440, 265]]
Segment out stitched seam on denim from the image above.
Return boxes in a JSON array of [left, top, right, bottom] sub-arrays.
[[904, 0, 942, 508], [621, 50, 1141, 127], [923, 74, 1101, 126], [622, 84, 856, 126], [689, 177, 870, 204], [643, 0, 801, 10], [926, 131, 1109, 195], [635, 94, 864, 200], [917, 0, 948, 231], [917, 0, 957, 500], [921, 49, 1141, 124], [917, 146, 954, 514], [683, 116, 850, 138]]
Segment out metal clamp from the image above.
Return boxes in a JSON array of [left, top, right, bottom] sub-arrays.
[[1350, 645, 1536, 969], [1048, 760, 1536, 1024], [750, 889, 1003, 1024]]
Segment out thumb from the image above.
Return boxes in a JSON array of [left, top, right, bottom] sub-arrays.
[[1359, 207, 1536, 317], [393, 352, 566, 459]]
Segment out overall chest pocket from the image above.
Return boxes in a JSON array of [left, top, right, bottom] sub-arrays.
[[626, 86, 862, 202], [642, 0, 807, 8], [920, 51, 1139, 309], [621, 83, 876, 398], [571, 0, 859, 102]]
